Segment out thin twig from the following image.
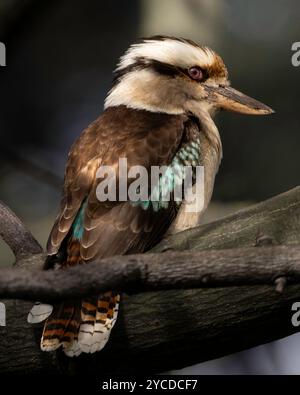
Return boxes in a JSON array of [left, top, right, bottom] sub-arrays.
[[275, 277, 287, 293], [0, 200, 42, 261]]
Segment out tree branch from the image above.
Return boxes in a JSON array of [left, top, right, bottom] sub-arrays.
[[0, 246, 300, 301], [153, 186, 300, 252], [0, 200, 42, 261], [0, 187, 300, 374], [2, 284, 300, 374]]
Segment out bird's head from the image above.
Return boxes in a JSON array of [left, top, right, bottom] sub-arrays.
[[105, 36, 274, 117]]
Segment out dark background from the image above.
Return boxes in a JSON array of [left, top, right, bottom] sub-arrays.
[[0, 0, 299, 374]]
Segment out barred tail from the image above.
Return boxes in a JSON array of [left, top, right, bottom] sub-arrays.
[[28, 292, 120, 357], [28, 238, 120, 356], [72, 292, 120, 356]]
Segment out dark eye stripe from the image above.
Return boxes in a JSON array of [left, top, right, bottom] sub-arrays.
[[148, 59, 183, 77], [112, 56, 208, 86]]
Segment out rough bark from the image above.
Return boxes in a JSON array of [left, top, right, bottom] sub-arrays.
[[153, 186, 300, 252], [2, 284, 300, 375], [1, 246, 300, 301], [0, 187, 300, 374]]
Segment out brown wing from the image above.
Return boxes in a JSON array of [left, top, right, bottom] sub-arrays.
[[47, 105, 187, 259], [47, 117, 108, 255]]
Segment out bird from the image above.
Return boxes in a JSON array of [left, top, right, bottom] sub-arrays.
[[27, 36, 273, 357]]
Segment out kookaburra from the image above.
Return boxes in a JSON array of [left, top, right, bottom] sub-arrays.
[[28, 36, 273, 356]]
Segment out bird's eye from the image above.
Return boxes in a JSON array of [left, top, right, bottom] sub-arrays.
[[188, 66, 204, 81]]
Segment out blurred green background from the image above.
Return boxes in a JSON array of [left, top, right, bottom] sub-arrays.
[[0, 0, 299, 374]]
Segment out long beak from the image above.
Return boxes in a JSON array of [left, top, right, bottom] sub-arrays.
[[203, 85, 274, 115]]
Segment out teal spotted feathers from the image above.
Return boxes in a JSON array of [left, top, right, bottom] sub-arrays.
[[72, 201, 87, 240], [131, 137, 201, 211]]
